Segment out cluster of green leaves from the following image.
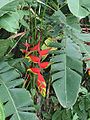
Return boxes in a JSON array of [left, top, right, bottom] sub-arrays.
[[51, 89, 90, 120], [0, 0, 90, 120], [0, 0, 40, 120], [0, 62, 38, 120]]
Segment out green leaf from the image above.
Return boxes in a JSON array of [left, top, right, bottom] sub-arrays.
[[51, 37, 82, 108], [66, 15, 81, 31], [0, 39, 14, 58], [52, 109, 72, 120], [0, 101, 5, 120], [73, 113, 79, 120], [20, 19, 29, 29], [57, 0, 65, 5], [0, 10, 24, 33], [0, 0, 15, 9], [72, 30, 90, 42], [0, 0, 19, 17], [67, 0, 89, 18], [52, 10, 66, 24], [81, 0, 90, 11], [0, 62, 38, 120], [52, 108, 62, 120]]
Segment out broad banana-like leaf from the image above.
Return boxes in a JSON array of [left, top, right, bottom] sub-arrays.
[[0, 0, 18, 17], [0, 39, 14, 58], [0, 62, 38, 120], [0, 10, 25, 33], [51, 37, 82, 108], [67, 0, 90, 18]]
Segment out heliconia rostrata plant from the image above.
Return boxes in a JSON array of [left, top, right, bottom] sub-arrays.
[[21, 38, 51, 97]]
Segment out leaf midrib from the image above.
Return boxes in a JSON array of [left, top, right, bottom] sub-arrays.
[[0, 77, 21, 120], [65, 55, 67, 106]]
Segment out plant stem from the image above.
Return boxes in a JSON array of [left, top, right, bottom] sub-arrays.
[[40, 0, 48, 29], [34, 8, 37, 40], [6, 32, 25, 56]]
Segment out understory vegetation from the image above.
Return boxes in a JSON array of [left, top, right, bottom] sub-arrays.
[[0, 0, 90, 120]]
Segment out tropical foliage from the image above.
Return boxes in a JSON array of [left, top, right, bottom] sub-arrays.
[[0, 0, 90, 120]]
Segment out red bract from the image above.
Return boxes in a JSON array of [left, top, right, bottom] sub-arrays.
[[20, 49, 28, 54], [27, 68, 40, 74], [23, 42, 31, 48], [37, 73, 46, 97], [37, 40, 40, 53], [22, 40, 50, 97], [30, 41, 40, 51], [27, 55, 40, 63], [29, 36, 32, 39], [30, 44, 38, 51], [39, 49, 50, 57], [40, 62, 50, 69]]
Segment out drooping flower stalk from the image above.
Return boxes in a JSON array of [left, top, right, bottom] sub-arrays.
[[21, 38, 50, 97]]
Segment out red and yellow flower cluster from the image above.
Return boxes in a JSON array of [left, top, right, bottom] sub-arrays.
[[21, 40, 50, 97]]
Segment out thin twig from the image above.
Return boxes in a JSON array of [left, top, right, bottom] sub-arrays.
[[9, 32, 26, 39], [46, 78, 51, 106], [6, 32, 26, 56]]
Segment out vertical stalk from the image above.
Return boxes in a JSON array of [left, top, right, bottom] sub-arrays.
[[41, 0, 48, 27], [28, 4, 31, 43], [34, 8, 37, 40], [40, 0, 48, 29], [40, 0, 49, 44], [33, 7, 37, 89]]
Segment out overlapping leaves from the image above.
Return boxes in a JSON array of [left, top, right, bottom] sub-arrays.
[[0, 62, 38, 120]]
